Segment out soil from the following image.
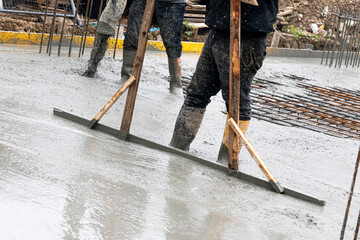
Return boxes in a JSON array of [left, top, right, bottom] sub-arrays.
[[1, 0, 360, 49]]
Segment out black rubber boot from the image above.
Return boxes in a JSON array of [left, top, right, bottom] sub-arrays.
[[169, 104, 206, 151], [83, 33, 111, 78], [168, 57, 184, 96], [120, 49, 137, 83]]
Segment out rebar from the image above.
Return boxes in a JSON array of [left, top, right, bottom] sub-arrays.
[[321, 5, 335, 65], [47, 0, 60, 56], [78, 0, 91, 58], [338, 8, 354, 68], [329, 6, 343, 67], [326, 6, 340, 66], [113, 21, 122, 59], [39, 0, 50, 53], [0, 8, 75, 17], [250, 74, 360, 140], [349, 14, 360, 66], [354, 210, 360, 240], [335, 7, 350, 68], [68, 0, 81, 57], [345, 10, 360, 67], [97, 0, 105, 26], [81, 0, 95, 56], [58, 0, 70, 56], [322, 6, 360, 68], [340, 147, 360, 240]]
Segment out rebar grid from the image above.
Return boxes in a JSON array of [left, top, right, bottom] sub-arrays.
[[321, 5, 360, 68], [251, 74, 360, 140], [0, 0, 76, 18]]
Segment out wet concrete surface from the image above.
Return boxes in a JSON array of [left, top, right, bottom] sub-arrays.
[[0, 44, 359, 239]]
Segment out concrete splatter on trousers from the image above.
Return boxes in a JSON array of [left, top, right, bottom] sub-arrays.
[[83, 0, 127, 77], [122, 0, 186, 91], [97, 0, 127, 36], [123, 0, 186, 58], [185, 29, 267, 120]]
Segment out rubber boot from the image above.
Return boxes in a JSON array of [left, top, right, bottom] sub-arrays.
[[168, 57, 184, 96], [83, 33, 111, 77], [169, 105, 206, 151], [120, 49, 137, 83], [217, 115, 250, 165]]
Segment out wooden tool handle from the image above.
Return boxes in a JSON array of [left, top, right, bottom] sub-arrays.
[[228, 118, 284, 193], [94, 76, 136, 121], [228, 0, 241, 170], [121, 0, 156, 133]]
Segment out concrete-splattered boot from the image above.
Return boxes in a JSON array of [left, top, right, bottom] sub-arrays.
[[217, 115, 250, 165], [168, 57, 184, 96], [169, 105, 206, 151], [120, 49, 137, 83], [83, 33, 111, 77]]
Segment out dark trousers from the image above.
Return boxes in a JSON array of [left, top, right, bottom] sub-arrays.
[[184, 29, 267, 120], [123, 0, 186, 58]]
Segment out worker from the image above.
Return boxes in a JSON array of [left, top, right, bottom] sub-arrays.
[[121, 0, 186, 94], [84, 0, 187, 95], [169, 0, 279, 165], [83, 0, 128, 77]]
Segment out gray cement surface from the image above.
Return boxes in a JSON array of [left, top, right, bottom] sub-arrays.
[[0, 44, 359, 239]]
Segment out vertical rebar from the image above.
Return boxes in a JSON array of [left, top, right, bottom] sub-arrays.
[[39, 0, 50, 53], [349, 10, 360, 67], [326, 6, 340, 65], [78, 0, 91, 58], [339, 8, 354, 68], [58, 0, 69, 56], [345, 10, 359, 67], [335, 7, 349, 68], [47, 0, 60, 56], [356, 33, 360, 67], [68, 0, 80, 57], [353, 38, 360, 68], [94, 0, 105, 48], [355, 40, 360, 67], [81, 0, 94, 55], [354, 210, 360, 240], [321, 5, 335, 65], [340, 146, 360, 240], [330, 6, 343, 67], [96, 0, 104, 26], [113, 21, 121, 59]]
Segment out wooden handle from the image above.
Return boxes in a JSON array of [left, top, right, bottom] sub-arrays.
[[228, 118, 277, 182], [228, 0, 242, 170], [121, 0, 156, 133], [94, 76, 136, 121]]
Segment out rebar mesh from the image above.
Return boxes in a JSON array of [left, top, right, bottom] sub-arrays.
[[251, 74, 360, 140], [321, 5, 360, 68], [0, 0, 76, 17]]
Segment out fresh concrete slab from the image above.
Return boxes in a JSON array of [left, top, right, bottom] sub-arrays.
[[0, 44, 359, 239]]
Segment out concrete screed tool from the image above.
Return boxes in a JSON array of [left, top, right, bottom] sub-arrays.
[[53, 0, 326, 206]]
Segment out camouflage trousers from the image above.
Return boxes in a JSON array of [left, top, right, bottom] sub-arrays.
[[97, 0, 127, 36]]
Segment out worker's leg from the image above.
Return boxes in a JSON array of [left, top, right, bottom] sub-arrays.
[[170, 31, 221, 151], [217, 33, 267, 164], [121, 0, 146, 82], [83, 0, 127, 77], [97, 0, 127, 36], [155, 2, 186, 94], [83, 33, 111, 77]]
